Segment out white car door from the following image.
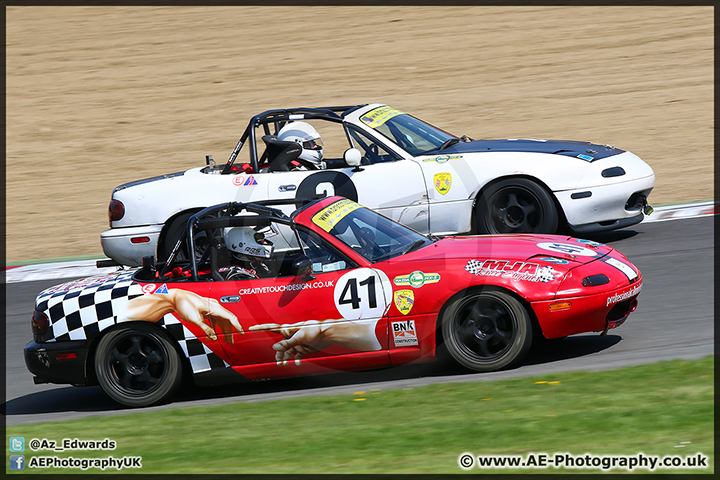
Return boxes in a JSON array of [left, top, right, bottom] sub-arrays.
[[418, 154, 478, 235], [265, 160, 429, 233]]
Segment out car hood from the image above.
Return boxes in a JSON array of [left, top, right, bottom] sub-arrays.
[[398, 234, 613, 267], [435, 138, 624, 162]]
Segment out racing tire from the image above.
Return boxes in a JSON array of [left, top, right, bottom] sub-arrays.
[[475, 178, 558, 234], [441, 290, 533, 372], [94, 324, 183, 407]]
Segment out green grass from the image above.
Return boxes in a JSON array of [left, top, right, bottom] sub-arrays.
[[6, 357, 713, 474]]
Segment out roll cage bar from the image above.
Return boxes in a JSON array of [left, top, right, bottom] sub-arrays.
[[159, 197, 323, 281], [221, 105, 367, 175]]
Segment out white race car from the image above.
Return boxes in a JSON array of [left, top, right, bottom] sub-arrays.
[[101, 104, 655, 266]]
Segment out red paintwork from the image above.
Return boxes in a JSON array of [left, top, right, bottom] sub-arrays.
[[134, 196, 642, 379]]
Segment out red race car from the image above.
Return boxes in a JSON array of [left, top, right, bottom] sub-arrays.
[[25, 196, 642, 407]]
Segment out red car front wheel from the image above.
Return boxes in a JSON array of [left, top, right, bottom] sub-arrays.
[[441, 290, 533, 372]]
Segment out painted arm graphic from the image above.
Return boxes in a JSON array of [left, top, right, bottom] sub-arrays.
[[249, 318, 380, 366], [120, 289, 244, 343]]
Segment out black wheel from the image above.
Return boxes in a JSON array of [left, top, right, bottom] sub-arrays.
[[95, 324, 183, 407], [441, 290, 532, 372], [157, 211, 207, 263], [476, 178, 558, 234]]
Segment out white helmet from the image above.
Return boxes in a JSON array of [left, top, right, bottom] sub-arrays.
[[277, 121, 324, 166], [225, 226, 274, 259]]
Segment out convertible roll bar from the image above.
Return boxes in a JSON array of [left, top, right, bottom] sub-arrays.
[[222, 105, 365, 174], [160, 197, 325, 281]]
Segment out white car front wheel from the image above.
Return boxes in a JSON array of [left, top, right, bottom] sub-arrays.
[[475, 178, 559, 234]]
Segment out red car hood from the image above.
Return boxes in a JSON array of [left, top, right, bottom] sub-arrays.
[[397, 234, 613, 266]]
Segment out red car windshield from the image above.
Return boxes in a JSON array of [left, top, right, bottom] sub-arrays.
[[310, 199, 433, 262]]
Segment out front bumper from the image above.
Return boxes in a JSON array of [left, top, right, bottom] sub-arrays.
[[557, 175, 654, 232], [24, 340, 93, 386], [532, 281, 642, 339], [100, 225, 162, 267], [568, 212, 644, 235]]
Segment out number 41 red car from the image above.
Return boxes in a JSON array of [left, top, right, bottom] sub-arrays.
[[25, 196, 642, 407]]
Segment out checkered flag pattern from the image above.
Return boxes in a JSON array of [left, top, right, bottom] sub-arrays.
[[36, 271, 142, 343], [155, 314, 229, 373], [465, 260, 483, 275], [36, 271, 228, 374], [536, 266, 557, 283]]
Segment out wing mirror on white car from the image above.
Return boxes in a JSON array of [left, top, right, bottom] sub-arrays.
[[344, 148, 363, 171]]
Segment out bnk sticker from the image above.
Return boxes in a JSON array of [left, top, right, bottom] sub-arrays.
[[392, 320, 418, 347]]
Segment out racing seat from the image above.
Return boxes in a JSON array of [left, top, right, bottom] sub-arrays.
[[210, 235, 232, 281], [262, 135, 303, 172]]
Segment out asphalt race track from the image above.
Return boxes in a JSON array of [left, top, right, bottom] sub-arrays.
[[4, 216, 713, 426]]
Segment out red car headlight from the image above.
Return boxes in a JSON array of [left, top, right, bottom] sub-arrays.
[[109, 199, 125, 224]]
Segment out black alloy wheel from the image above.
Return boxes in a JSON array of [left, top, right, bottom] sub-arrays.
[[441, 290, 533, 372], [95, 324, 183, 407], [476, 178, 558, 234]]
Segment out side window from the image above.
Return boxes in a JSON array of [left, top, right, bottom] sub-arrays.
[[297, 227, 358, 274], [346, 127, 400, 165]]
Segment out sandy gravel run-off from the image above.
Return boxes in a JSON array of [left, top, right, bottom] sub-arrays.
[[5, 6, 713, 263]]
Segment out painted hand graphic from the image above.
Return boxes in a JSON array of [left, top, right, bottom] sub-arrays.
[[121, 289, 244, 343], [250, 318, 381, 366]]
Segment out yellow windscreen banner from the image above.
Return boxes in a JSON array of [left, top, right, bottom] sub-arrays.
[[312, 198, 362, 232], [360, 106, 404, 128]]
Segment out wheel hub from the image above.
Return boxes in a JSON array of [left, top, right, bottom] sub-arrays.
[[127, 352, 148, 374], [473, 321, 494, 339], [504, 205, 525, 226]]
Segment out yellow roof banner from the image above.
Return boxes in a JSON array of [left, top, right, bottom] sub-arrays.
[[360, 106, 404, 128], [312, 198, 362, 232]]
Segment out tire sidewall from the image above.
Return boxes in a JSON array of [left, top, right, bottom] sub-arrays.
[[476, 178, 559, 234], [441, 290, 532, 372], [94, 323, 183, 407]]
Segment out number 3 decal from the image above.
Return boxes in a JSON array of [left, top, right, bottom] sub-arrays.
[[334, 268, 392, 320]]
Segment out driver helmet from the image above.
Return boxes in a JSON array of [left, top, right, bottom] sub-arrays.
[[225, 226, 275, 259], [277, 121, 324, 166]]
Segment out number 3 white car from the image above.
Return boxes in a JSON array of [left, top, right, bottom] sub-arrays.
[[101, 104, 655, 266]]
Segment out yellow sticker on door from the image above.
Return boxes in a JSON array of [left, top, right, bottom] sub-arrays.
[[393, 289, 415, 315], [434, 173, 452, 195]]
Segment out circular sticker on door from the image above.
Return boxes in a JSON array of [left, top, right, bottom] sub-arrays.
[[537, 242, 598, 257], [334, 268, 392, 320]]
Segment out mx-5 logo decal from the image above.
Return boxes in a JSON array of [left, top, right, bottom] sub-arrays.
[[393, 271, 441, 288], [422, 154, 463, 164]]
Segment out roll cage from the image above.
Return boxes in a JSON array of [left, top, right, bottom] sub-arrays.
[[137, 198, 323, 282], [221, 105, 368, 174]]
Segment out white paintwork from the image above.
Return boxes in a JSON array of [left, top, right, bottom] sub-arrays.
[[101, 103, 655, 266]]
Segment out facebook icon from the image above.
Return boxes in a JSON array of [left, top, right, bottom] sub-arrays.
[[9, 455, 25, 470]]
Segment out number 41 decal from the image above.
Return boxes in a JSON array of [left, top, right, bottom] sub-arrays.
[[334, 268, 391, 320], [339, 276, 377, 310]]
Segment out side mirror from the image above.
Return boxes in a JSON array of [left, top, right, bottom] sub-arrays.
[[290, 255, 315, 279], [344, 148, 363, 168]]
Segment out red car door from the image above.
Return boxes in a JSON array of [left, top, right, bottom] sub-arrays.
[[209, 232, 393, 380]]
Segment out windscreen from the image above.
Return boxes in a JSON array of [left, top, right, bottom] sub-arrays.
[[359, 106, 456, 155], [311, 198, 433, 263]]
